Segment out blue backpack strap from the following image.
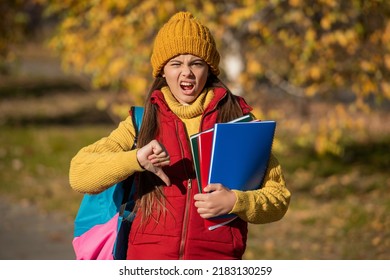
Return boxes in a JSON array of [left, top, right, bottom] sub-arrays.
[[113, 106, 144, 259], [132, 106, 144, 130], [129, 106, 144, 149], [119, 106, 144, 209]]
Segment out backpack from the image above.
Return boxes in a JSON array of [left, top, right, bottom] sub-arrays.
[[72, 106, 144, 260]]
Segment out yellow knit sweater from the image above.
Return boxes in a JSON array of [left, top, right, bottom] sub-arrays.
[[69, 87, 291, 224]]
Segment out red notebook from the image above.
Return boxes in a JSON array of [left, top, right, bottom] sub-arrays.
[[197, 128, 214, 192]]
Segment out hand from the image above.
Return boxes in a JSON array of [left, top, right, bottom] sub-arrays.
[[136, 139, 171, 186], [193, 184, 237, 219]]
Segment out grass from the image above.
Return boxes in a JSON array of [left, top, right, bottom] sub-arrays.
[[0, 124, 114, 217]]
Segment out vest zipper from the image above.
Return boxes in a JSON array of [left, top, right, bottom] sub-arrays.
[[174, 119, 192, 260], [179, 178, 192, 259]]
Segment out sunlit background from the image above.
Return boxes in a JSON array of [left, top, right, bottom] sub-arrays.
[[0, 0, 389, 260]]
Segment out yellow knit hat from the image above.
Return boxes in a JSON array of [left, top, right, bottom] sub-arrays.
[[151, 11, 220, 77]]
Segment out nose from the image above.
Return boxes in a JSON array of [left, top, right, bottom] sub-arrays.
[[181, 65, 193, 76]]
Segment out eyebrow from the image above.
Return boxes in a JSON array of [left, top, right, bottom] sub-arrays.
[[168, 59, 182, 63], [168, 58, 205, 63], [191, 59, 205, 63]]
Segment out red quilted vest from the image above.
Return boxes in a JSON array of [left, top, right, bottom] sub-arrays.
[[126, 87, 253, 260]]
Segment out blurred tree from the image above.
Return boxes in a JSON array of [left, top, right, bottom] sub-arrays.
[[0, 0, 31, 75], [0, 1, 45, 75], [39, 0, 390, 154]]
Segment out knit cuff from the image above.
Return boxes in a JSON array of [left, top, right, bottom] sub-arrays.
[[127, 148, 145, 173], [229, 189, 246, 214]]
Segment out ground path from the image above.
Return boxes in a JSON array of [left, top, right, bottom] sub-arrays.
[[0, 196, 75, 260]]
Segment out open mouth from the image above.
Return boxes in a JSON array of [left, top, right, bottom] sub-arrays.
[[180, 82, 194, 91]]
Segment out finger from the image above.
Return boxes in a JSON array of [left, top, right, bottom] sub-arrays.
[[154, 167, 171, 186], [194, 203, 207, 213], [148, 152, 170, 161], [202, 185, 211, 193], [154, 161, 171, 167], [197, 209, 212, 219], [193, 194, 201, 201], [204, 183, 225, 193], [151, 142, 168, 156], [194, 200, 206, 208], [149, 159, 170, 168], [203, 184, 216, 193], [149, 156, 170, 164], [149, 151, 169, 160], [193, 193, 208, 202]]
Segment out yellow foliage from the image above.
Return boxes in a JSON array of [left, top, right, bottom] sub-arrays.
[[62, 17, 79, 30], [369, 30, 382, 45], [285, 10, 306, 24], [250, 107, 263, 120], [305, 84, 319, 97], [248, 21, 262, 33], [360, 61, 376, 73], [309, 66, 321, 81], [226, 7, 254, 25], [321, 16, 332, 30], [315, 118, 341, 156], [295, 123, 314, 148], [381, 21, 390, 44], [288, 0, 301, 8], [334, 30, 349, 47], [36, 0, 390, 156], [355, 97, 371, 114], [304, 28, 316, 45], [203, 2, 216, 15], [360, 75, 377, 96], [247, 60, 263, 75], [96, 98, 108, 111], [332, 73, 345, 87], [381, 82, 390, 99], [309, 103, 369, 155], [111, 103, 132, 120], [384, 55, 390, 70], [318, 0, 337, 7], [107, 58, 127, 78], [125, 76, 148, 98]]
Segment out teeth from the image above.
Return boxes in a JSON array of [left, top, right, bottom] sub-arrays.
[[181, 82, 192, 86]]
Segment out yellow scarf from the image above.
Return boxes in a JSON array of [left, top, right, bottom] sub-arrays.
[[160, 86, 214, 136]]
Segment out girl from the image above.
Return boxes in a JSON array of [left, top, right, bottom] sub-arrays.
[[69, 11, 290, 260]]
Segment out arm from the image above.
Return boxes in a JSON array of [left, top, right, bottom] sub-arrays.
[[69, 116, 144, 194]]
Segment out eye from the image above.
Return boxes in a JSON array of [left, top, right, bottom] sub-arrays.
[[168, 60, 181, 67], [192, 61, 205, 67]]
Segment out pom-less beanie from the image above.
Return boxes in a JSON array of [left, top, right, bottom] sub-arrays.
[[151, 11, 220, 77]]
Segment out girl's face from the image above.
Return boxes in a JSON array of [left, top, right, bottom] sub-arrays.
[[163, 54, 209, 105]]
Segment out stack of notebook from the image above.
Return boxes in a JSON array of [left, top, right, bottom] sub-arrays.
[[190, 115, 276, 230]]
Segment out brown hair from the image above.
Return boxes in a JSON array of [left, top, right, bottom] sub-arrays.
[[134, 75, 244, 224]]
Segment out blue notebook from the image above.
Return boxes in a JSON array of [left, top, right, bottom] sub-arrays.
[[190, 114, 254, 193], [208, 121, 276, 191], [204, 120, 276, 230]]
